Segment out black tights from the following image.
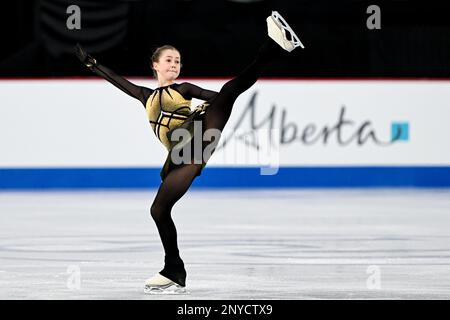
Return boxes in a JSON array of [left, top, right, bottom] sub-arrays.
[[150, 39, 283, 286]]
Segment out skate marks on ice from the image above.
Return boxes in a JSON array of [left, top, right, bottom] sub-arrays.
[[0, 189, 449, 299]]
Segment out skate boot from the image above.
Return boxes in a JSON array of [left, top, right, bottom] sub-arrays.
[[144, 273, 187, 295], [266, 11, 304, 51]]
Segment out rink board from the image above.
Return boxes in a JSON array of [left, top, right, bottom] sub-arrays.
[[0, 79, 449, 188]]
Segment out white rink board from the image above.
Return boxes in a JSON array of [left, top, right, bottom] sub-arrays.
[[0, 79, 449, 167]]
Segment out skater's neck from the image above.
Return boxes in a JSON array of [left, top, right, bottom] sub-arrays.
[[158, 79, 175, 88]]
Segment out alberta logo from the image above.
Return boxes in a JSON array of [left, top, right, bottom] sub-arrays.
[[216, 92, 411, 149]]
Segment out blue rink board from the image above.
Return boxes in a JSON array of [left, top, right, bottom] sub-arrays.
[[0, 167, 449, 189]]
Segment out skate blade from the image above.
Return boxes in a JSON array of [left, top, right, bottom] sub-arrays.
[[144, 283, 188, 295], [267, 11, 304, 51]]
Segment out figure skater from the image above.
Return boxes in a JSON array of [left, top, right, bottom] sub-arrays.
[[75, 11, 304, 294]]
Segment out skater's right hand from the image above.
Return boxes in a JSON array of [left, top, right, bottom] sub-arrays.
[[74, 43, 97, 69]]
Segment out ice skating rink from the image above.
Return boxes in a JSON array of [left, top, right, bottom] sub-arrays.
[[0, 189, 449, 300]]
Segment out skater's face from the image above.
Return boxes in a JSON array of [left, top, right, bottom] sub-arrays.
[[153, 49, 181, 82]]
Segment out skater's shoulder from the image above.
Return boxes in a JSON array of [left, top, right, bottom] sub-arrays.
[[177, 82, 207, 92], [177, 82, 195, 88], [172, 82, 197, 96]]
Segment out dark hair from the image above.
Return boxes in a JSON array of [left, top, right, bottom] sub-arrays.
[[150, 45, 181, 79]]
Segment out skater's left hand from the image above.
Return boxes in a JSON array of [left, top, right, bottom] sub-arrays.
[[74, 43, 98, 69]]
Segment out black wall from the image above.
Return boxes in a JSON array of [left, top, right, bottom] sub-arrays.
[[0, 0, 449, 78]]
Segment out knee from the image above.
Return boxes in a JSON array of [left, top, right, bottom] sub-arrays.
[[150, 203, 169, 223]]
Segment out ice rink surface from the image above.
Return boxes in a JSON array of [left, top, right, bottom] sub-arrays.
[[0, 189, 449, 300]]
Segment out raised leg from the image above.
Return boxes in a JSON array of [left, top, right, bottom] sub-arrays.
[[203, 10, 304, 133], [203, 39, 281, 133]]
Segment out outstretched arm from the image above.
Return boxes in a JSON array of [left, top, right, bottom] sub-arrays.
[[75, 44, 153, 106]]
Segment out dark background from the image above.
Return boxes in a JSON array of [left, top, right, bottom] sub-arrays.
[[0, 0, 449, 78]]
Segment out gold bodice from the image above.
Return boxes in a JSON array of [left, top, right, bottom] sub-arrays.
[[146, 86, 192, 150]]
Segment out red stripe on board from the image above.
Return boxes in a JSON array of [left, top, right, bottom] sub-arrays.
[[1, 77, 450, 82]]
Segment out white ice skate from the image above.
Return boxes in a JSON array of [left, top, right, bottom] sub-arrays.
[[144, 273, 187, 295], [267, 11, 304, 51]]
